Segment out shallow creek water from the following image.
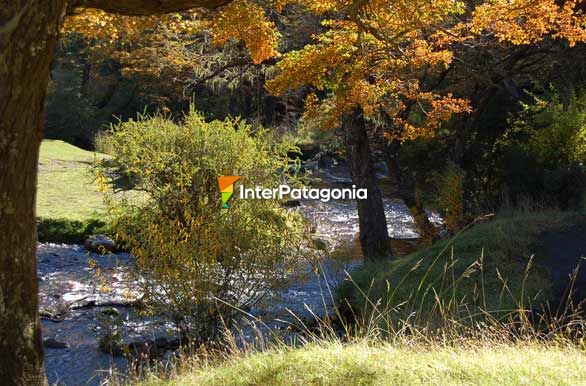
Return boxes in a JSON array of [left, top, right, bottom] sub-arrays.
[[41, 166, 442, 385]]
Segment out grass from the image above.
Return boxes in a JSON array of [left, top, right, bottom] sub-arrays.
[[37, 140, 110, 242], [138, 340, 586, 386], [38, 140, 107, 220], [337, 210, 584, 328]]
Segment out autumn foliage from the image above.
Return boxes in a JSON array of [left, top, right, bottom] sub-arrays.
[[66, 0, 585, 142]]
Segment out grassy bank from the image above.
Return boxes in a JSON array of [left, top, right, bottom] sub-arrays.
[[337, 210, 584, 327], [37, 140, 109, 242], [139, 340, 586, 385]]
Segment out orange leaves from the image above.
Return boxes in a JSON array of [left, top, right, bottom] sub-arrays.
[[554, 0, 586, 46], [265, 0, 472, 139], [387, 83, 470, 141], [63, 9, 161, 43], [268, 0, 584, 144], [406, 40, 453, 69], [65, 3, 280, 68], [471, 0, 586, 46], [211, 0, 280, 64], [62, 9, 204, 74]]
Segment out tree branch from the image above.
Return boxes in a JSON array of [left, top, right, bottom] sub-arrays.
[[69, 0, 233, 16]]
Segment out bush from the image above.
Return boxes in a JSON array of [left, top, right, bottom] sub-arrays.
[[493, 90, 586, 208], [511, 92, 586, 168], [37, 218, 109, 244], [96, 109, 310, 341]]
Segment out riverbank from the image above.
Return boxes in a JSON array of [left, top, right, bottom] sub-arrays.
[[36, 139, 435, 384], [337, 210, 586, 324]]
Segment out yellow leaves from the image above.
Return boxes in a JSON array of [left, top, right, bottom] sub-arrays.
[[64, 9, 205, 39], [266, 40, 348, 95], [276, 0, 338, 13], [405, 40, 453, 69], [554, 0, 586, 47], [63, 9, 158, 41], [266, 0, 471, 139], [211, 0, 280, 64], [471, 0, 586, 46]]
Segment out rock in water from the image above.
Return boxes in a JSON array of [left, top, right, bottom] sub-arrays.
[[84, 234, 117, 254], [312, 237, 330, 251], [284, 199, 301, 208], [44, 338, 69, 349], [101, 307, 120, 316]]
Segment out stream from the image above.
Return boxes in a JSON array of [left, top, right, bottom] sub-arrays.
[[41, 165, 442, 385]]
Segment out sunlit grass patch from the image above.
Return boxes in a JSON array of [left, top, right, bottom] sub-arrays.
[[138, 341, 586, 386], [37, 140, 111, 242], [38, 140, 107, 221]]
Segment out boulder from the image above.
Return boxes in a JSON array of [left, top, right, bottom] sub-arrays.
[[84, 234, 117, 254], [302, 161, 319, 172]]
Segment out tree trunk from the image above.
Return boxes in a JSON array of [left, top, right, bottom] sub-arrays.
[[2, 1, 241, 384], [343, 108, 393, 261], [2, 1, 237, 384], [0, 2, 69, 384], [385, 139, 439, 244]]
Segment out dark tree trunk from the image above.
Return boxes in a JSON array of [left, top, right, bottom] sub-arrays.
[[0, 2, 69, 384], [385, 139, 439, 244], [343, 108, 393, 261], [1, 1, 235, 384]]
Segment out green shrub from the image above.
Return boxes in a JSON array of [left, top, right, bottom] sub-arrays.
[[96, 109, 310, 341], [493, 90, 586, 208], [37, 218, 110, 244], [509, 92, 586, 168]]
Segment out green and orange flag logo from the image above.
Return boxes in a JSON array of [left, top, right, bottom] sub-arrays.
[[217, 176, 241, 209]]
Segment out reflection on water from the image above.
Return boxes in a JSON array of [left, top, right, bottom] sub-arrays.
[[301, 198, 442, 245]]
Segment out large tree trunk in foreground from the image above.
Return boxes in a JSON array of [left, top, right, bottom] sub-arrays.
[[343, 108, 393, 261], [385, 139, 439, 244], [1, 1, 234, 384], [0, 2, 68, 384]]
